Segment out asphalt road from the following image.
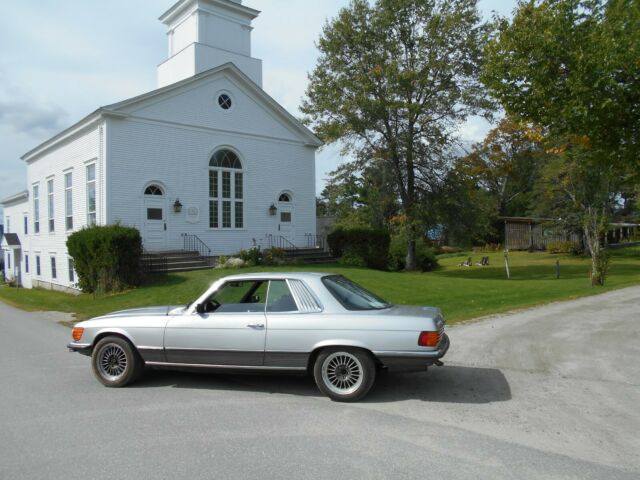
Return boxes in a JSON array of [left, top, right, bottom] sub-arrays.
[[1, 287, 639, 480]]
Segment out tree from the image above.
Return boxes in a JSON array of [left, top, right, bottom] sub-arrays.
[[320, 161, 399, 229], [302, 0, 492, 269], [458, 117, 546, 218], [482, 0, 640, 285], [430, 168, 497, 246]]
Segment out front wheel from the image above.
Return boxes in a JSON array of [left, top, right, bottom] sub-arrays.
[[92, 336, 143, 387], [313, 348, 376, 402]]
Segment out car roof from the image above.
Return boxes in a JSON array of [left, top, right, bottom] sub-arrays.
[[220, 272, 335, 281]]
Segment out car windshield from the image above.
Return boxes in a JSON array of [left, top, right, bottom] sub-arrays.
[[322, 275, 391, 311]]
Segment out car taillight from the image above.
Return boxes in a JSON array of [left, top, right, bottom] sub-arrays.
[[72, 327, 84, 342], [418, 331, 440, 347]]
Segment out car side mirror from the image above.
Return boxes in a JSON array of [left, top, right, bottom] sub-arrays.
[[195, 303, 205, 314]]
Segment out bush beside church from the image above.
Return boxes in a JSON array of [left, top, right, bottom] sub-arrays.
[[67, 225, 143, 294]]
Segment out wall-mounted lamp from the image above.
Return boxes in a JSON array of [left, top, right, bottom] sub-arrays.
[[269, 203, 277, 216], [173, 198, 183, 213]]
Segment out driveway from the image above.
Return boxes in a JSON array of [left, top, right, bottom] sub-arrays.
[[0, 286, 638, 479]]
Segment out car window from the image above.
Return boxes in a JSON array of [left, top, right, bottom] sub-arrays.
[[267, 280, 298, 312], [204, 280, 267, 313], [322, 275, 391, 311]]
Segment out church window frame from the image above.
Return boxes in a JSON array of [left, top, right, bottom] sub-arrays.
[[209, 149, 244, 230], [216, 90, 235, 112]]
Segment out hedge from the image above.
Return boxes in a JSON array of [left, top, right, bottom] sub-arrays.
[[327, 227, 390, 270], [67, 225, 143, 294]]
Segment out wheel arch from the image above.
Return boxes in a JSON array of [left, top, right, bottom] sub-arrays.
[[306, 341, 382, 372], [91, 329, 138, 352]]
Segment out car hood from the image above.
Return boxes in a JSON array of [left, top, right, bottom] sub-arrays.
[[98, 305, 186, 319]]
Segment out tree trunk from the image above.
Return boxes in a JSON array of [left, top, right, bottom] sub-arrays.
[[583, 207, 609, 286], [406, 238, 417, 271]]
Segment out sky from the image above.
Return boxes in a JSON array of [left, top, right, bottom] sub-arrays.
[[0, 0, 518, 217]]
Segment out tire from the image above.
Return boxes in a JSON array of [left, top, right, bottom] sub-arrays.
[[313, 348, 376, 402], [91, 336, 144, 388]]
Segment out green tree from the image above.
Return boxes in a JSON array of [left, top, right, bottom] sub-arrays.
[[482, 0, 640, 285], [458, 117, 546, 218], [320, 161, 399, 229], [302, 0, 492, 270]]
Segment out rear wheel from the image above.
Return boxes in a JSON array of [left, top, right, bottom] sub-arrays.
[[313, 348, 376, 402], [91, 336, 143, 387]]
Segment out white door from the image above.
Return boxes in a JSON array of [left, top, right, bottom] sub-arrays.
[[278, 206, 295, 244], [143, 193, 166, 251], [277, 193, 295, 245]]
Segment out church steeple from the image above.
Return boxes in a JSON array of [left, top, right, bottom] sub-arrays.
[[157, 0, 263, 88]]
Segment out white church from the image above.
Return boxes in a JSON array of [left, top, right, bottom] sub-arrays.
[[1, 0, 322, 290]]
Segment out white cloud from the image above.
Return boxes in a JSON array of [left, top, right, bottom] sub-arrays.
[[262, 67, 309, 115], [0, 99, 68, 138]]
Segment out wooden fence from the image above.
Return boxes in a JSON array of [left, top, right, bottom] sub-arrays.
[[503, 218, 581, 251], [503, 217, 638, 251]]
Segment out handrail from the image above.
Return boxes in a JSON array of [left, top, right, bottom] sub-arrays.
[[304, 234, 325, 251], [268, 234, 297, 251], [181, 233, 212, 257]]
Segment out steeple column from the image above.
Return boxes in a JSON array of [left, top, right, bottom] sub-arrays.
[[157, 0, 262, 88]]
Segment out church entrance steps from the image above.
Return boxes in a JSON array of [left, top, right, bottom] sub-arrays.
[[142, 250, 213, 274], [282, 248, 336, 265]]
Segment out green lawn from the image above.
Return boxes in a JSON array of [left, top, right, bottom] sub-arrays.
[[1, 247, 639, 324]]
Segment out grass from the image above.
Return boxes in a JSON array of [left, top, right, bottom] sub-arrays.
[[1, 247, 639, 325]]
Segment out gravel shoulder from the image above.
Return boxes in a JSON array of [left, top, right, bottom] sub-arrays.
[[368, 286, 640, 472]]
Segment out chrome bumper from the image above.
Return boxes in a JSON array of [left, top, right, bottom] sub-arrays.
[[67, 342, 92, 356], [374, 334, 450, 372]]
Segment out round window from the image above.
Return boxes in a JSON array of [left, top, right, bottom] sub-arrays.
[[218, 94, 232, 110]]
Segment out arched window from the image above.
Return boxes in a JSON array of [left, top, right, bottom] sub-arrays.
[[278, 193, 291, 202], [209, 149, 243, 229], [144, 185, 163, 196]]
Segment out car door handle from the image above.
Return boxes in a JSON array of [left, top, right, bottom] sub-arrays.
[[247, 323, 265, 329]]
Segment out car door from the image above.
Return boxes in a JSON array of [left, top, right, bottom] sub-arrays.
[[263, 279, 317, 369], [164, 280, 268, 366]]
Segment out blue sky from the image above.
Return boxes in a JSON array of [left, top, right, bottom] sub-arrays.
[[0, 0, 517, 213]]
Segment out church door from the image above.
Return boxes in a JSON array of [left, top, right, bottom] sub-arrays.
[[277, 192, 295, 245], [143, 185, 167, 251]]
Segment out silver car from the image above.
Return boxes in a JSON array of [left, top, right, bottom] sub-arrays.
[[68, 272, 449, 402]]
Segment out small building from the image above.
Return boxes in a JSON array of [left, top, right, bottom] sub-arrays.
[[502, 217, 581, 251], [502, 216, 638, 251], [1, 0, 322, 290]]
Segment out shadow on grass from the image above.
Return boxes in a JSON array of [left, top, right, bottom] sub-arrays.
[[132, 365, 510, 404]]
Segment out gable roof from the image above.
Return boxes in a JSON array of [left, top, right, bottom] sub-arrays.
[[1, 190, 28, 206], [22, 63, 322, 163]]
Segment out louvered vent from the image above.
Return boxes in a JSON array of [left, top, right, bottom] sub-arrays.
[[288, 279, 322, 313]]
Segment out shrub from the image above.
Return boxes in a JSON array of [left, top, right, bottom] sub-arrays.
[[338, 253, 367, 267], [66, 225, 142, 294], [216, 257, 247, 269], [262, 247, 286, 266], [239, 247, 262, 266], [547, 240, 583, 255], [389, 234, 438, 272], [327, 227, 390, 270]]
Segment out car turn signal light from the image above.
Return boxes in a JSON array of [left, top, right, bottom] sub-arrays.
[[418, 331, 440, 347], [72, 327, 84, 342]]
